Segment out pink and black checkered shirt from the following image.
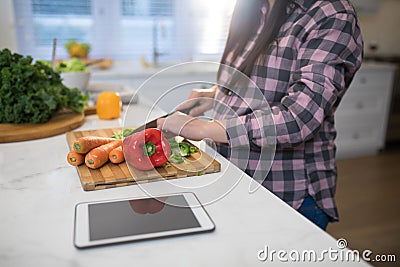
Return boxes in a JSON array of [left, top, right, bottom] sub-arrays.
[[213, 0, 363, 221]]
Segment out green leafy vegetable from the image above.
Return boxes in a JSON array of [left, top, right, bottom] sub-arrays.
[[167, 138, 199, 164], [178, 142, 191, 157], [56, 58, 88, 73], [189, 146, 198, 154], [0, 49, 89, 124], [37, 58, 89, 73], [169, 151, 185, 164]]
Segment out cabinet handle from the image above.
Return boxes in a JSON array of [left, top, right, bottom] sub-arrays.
[[356, 102, 364, 109], [352, 133, 360, 140], [360, 76, 367, 84]]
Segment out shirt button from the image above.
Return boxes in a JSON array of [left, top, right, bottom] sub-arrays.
[[289, 3, 296, 9], [272, 108, 279, 115], [227, 91, 232, 96]]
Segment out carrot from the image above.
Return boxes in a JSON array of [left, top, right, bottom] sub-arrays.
[[67, 151, 85, 166], [85, 140, 122, 169], [73, 136, 116, 154], [109, 145, 125, 164]]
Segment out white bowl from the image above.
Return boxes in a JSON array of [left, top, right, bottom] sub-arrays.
[[61, 72, 91, 91]]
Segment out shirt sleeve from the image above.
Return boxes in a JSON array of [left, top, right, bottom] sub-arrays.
[[225, 12, 363, 149]]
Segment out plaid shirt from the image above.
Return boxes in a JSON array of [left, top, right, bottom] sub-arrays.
[[213, 0, 363, 221]]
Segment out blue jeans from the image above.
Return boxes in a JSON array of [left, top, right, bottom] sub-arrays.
[[297, 196, 330, 230]]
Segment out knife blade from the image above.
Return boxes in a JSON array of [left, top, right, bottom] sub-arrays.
[[129, 102, 200, 135]]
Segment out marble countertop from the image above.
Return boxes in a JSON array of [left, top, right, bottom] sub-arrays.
[[0, 101, 370, 266]]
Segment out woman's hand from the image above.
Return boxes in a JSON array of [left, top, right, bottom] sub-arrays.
[[157, 112, 205, 141], [157, 112, 228, 143], [176, 86, 217, 116]]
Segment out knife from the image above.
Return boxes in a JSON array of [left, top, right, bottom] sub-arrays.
[[129, 102, 200, 135]]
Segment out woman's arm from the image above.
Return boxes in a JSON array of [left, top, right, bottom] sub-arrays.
[[157, 85, 229, 143], [157, 112, 228, 143]]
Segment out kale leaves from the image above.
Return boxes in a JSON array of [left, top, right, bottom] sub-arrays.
[[0, 49, 89, 123]]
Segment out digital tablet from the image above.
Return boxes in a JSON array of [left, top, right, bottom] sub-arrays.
[[74, 192, 215, 248]]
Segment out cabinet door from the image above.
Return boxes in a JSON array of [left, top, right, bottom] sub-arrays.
[[335, 66, 395, 158], [335, 113, 383, 158]]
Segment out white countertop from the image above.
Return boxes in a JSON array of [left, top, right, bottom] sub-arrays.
[[91, 60, 220, 80], [0, 100, 370, 266]]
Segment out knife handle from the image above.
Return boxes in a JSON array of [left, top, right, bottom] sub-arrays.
[[176, 101, 201, 115]]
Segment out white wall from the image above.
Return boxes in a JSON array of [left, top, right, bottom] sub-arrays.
[[0, 0, 18, 52], [1, 0, 400, 56], [357, 0, 400, 56]]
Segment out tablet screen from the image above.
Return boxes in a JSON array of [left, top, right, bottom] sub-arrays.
[[88, 194, 201, 241]]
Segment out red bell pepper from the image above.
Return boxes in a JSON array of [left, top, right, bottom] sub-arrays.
[[129, 197, 167, 214], [123, 128, 171, 171]]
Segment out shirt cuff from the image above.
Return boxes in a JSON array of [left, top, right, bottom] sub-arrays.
[[225, 115, 250, 149]]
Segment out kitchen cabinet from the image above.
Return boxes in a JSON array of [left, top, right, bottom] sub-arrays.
[[363, 56, 400, 144], [335, 63, 396, 158], [351, 0, 381, 14]]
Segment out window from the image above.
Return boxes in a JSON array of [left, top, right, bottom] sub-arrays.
[[13, 0, 236, 62]]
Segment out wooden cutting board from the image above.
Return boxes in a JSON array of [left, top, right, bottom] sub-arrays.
[[0, 111, 85, 143], [65, 128, 221, 191]]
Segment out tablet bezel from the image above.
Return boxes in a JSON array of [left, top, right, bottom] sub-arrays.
[[74, 192, 215, 248]]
